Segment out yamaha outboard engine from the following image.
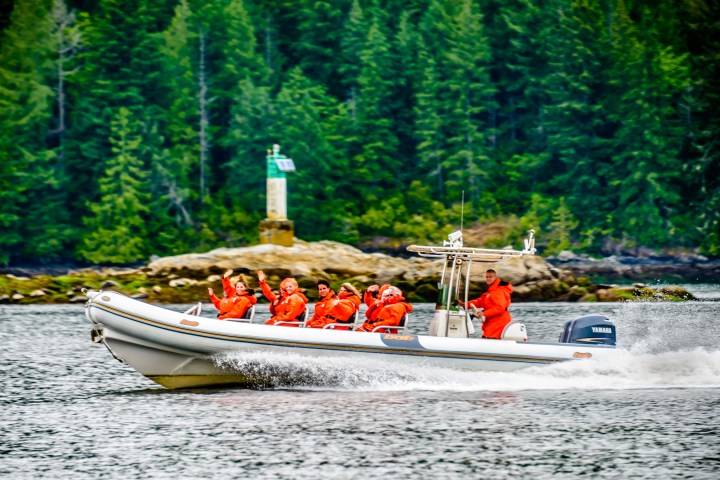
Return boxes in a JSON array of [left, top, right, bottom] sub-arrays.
[[559, 315, 616, 346]]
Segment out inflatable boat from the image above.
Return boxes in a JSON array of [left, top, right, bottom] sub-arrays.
[[84, 231, 618, 389]]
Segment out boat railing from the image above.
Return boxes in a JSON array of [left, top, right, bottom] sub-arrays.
[[274, 308, 309, 327], [371, 313, 409, 334], [183, 302, 203, 316], [322, 310, 360, 330], [226, 305, 256, 323]]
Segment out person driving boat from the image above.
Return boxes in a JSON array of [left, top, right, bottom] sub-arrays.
[[462, 269, 512, 339]]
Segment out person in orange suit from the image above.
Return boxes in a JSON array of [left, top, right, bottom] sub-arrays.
[[257, 270, 308, 326], [305, 280, 336, 328], [308, 282, 362, 330], [208, 270, 257, 320], [363, 283, 391, 322], [356, 286, 412, 333], [463, 269, 513, 339]]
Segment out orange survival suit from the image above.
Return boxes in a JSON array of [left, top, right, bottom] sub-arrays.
[[363, 284, 390, 322], [309, 290, 361, 330], [357, 294, 412, 333], [465, 278, 513, 339], [305, 290, 337, 328], [209, 277, 257, 320], [260, 278, 308, 326]]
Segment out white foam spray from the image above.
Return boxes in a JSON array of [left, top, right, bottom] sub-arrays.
[[212, 299, 720, 392], [213, 347, 720, 392]]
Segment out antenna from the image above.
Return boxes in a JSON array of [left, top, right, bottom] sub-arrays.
[[460, 191, 465, 232]]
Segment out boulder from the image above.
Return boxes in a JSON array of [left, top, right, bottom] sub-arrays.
[[169, 278, 197, 287], [6, 274, 30, 281], [146, 240, 440, 281]]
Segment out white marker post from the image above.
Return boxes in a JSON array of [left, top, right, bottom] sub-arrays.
[[259, 144, 296, 246]]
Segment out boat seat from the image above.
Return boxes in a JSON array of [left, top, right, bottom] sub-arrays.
[[322, 310, 360, 330], [182, 302, 203, 316], [226, 305, 256, 323], [501, 322, 528, 341], [371, 313, 409, 334], [274, 308, 309, 327]]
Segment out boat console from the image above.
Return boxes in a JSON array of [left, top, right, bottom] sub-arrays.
[[408, 230, 536, 339]]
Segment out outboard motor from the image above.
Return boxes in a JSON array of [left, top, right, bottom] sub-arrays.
[[559, 315, 616, 346]]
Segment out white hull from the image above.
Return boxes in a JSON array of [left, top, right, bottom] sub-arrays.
[[84, 290, 617, 389]]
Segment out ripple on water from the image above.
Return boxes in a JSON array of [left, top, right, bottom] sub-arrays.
[[1, 302, 719, 479]]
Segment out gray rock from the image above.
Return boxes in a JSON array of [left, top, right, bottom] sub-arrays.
[[556, 250, 579, 261], [6, 274, 30, 281]]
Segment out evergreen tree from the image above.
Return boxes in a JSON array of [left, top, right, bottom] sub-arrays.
[[415, 34, 446, 203], [680, 0, 720, 254], [541, 0, 612, 248], [353, 15, 401, 206], [274, 67, 351, 241], [81, 107, 149, 263], [291, 0, 350, 98], [0, 0, 75, 264], [65, 0, 173, 221], [338, 0, 366, 101], [152, 0, 199, 252], [220, 77, 274, 243], [441, 0, 496, 210], [604, 1, 689, 246], [546, 197, 579, 254]]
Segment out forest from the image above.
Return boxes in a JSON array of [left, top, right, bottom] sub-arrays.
[[0, 0, 718, 266]]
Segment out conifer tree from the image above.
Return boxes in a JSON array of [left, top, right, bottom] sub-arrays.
[[541, 0, 611, 247], [291, 0, 350, 98], [65, 0, 173, 222], [604, 1, 689, 246], [274, 67, 351, 241], [338, 0, 367, 114], [353, 16, 400, 201], [0, 0, 75, 263], [441, 0, 496, 210], [154, 0, 199, 242], [82, 107, 150, 263]]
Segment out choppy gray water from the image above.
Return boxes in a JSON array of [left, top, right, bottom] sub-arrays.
[[2, 285, 720, 479]]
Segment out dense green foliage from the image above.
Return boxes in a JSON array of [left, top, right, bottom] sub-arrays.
[[1, 0, 718, 265]]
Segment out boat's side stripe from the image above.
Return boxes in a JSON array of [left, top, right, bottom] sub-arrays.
[[380, 334, 424, 350], [89, 302, 563, 365]]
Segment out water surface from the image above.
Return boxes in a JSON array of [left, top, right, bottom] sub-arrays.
[[1, 298, 719, 478]]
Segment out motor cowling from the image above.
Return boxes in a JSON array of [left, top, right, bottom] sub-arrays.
[[559, 314, 616, 346]]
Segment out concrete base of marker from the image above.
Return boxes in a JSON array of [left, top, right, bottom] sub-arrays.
[[259, 219, 294, 247]]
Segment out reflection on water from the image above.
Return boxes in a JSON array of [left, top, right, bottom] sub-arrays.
[[1, 300, 720, 478]]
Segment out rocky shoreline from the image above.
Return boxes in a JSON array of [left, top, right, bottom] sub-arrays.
[[547, 250, 720, 283], [0, 240, 699, 305]]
